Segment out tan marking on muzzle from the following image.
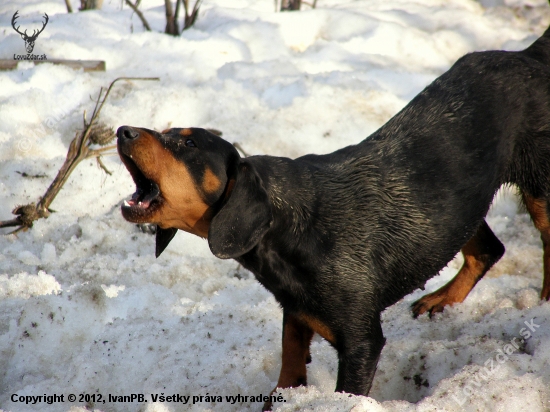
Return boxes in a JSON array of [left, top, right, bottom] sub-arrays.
[[127, 130, 212, 238]]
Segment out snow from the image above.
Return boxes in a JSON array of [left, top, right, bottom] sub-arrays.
[[0, 0, 549, 411]]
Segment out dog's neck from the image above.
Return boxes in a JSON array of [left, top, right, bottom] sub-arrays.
[[248, 155, 316, 238]]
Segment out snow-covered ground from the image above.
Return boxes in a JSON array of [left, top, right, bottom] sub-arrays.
[[1, 0, 550, 410]]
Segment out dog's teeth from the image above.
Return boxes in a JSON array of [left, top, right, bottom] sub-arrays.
[[138, 201, 142, 206], [123, 200, 130, 207]]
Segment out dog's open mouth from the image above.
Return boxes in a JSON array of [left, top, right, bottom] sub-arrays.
[[119, 153, 162, 221], [124, 180, 160, 209]]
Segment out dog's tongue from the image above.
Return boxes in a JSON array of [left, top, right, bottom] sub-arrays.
[[139, 198, 152, 208], [124, 196, 152, 209], [127, 190, 141, 205], [125, 183, 160, 209], [124, 184, 160, 209]]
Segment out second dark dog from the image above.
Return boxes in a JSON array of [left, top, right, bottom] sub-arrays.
[[116, 25, 550, 410]]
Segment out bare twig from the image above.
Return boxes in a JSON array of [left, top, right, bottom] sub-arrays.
[[182, 0, 202, 30], [281, 0, 301, 11], [96, 156, 113, 175], [174, 0, 182, 25], [302, 0, 317, 7], [0, 77, 159, 234], [233, 142, 250, 157], [205, 128, 222, 136], [80, 0, 104, 10], [183, 0, 190, 22], [0, 218, 21, 230], [125, 0, 151, 31], [164, 0, 179, 35], [65, 0, 74, 13], [88, 144, 117, 157]]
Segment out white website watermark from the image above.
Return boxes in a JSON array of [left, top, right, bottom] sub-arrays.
[[452, 318, 541, 406], [17, 95, 75, 153]]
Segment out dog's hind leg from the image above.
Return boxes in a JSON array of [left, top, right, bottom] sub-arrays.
[[522, 193, 550, 300], [412, 220, 505, 317], [263, 312, 313, 411]]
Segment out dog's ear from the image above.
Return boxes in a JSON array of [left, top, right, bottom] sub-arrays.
[[155, 226, 178, 258], [208, 162, 272, 259]]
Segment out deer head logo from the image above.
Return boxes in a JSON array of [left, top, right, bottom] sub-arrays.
[[12, 11, 49, 54]]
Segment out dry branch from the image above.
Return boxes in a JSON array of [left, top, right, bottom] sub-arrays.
[[165, 0, 179, 35], [80, 0, 104, 10], [0, 77, 159, 235], [280, 0, 301, 11], [125, 0, 152, 31], [302, 0, 317, 8], [0, 59, 105, 72], [182, 0, 202, 30], [64, 0, 73, 13], [233, 142, 250, 157]]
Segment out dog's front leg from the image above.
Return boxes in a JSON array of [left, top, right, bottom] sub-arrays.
[[335, 320, 385, 396], [263, 312, 314, 411]]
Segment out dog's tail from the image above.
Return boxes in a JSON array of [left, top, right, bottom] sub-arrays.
[[522, 24, 550, 66]]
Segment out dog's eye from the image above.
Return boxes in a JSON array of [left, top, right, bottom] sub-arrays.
[[185, 139, 196, 147]]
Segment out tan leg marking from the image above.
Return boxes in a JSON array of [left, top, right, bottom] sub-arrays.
[[412, 221, 502, 317], [264, 315, 313, 411], [297, 313, 336, 345], [523, 194, 550, 300], [276, 314, 314, 389]]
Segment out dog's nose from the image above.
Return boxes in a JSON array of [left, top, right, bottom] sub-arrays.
[[117, 126, 139, 140]]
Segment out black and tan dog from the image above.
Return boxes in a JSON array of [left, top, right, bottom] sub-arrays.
[[117, 25, 550, 409]]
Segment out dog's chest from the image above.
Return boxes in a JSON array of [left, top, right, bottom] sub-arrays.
[[236, 247, 316, 310]]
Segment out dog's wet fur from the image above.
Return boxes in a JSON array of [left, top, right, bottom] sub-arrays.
[[117, 25, 550, 409]]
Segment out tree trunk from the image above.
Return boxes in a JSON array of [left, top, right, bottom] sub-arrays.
[[65, 0, 73, 13], [182, 0, 202, 30], [80, 0, 104, 10], [280, 0, 301, 11], [165, 0, 180, 35]]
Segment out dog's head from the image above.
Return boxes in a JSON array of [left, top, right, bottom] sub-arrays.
[[117, 126, 272, 258]]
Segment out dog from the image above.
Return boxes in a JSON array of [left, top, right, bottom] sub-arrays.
[[116, 25, 550, 410]]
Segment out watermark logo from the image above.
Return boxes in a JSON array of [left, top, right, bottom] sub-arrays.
[[452, 317, 541, 406], [16, 94, 75, 154], [12, 11, 48, 60]]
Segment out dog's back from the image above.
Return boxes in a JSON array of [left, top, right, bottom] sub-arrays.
[[259, 33, 550, 320]]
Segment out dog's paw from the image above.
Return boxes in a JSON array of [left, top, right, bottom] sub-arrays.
[[411, 290, 455, 318], [262, 400, 273, 411]]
